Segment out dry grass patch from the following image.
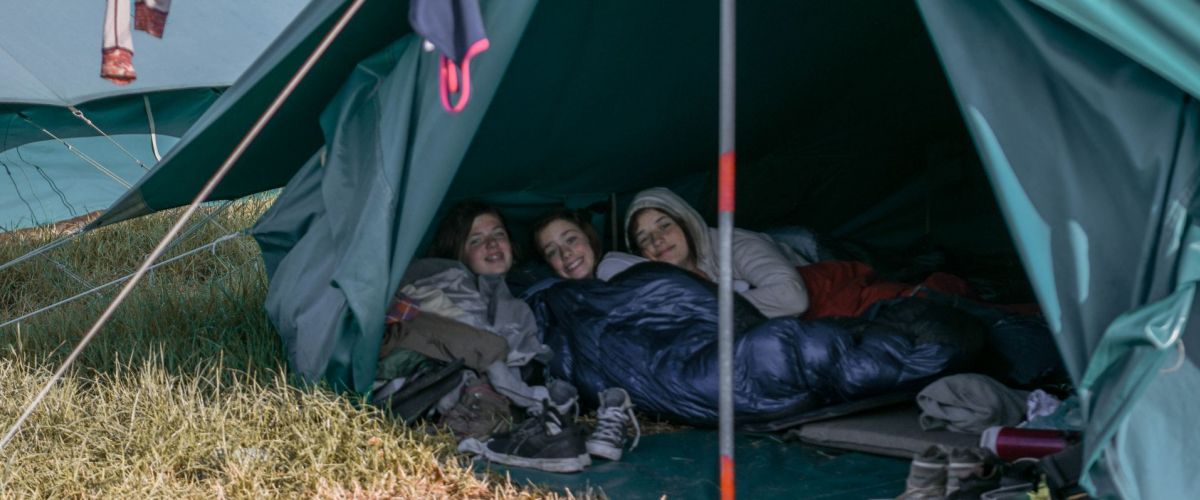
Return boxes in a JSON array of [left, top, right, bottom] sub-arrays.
[[0, 198, 569, 498]]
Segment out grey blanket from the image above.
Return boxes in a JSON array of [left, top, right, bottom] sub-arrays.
[[917, 373, 1028, 433]]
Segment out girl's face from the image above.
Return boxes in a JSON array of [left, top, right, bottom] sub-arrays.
[[633, 208, 691, 268], [537, 219, 596, 280], [462, 213, 513, 275]]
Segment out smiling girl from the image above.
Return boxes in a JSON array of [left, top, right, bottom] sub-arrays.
[[531, 209, 602, 280], [623, 187, 810, 318]]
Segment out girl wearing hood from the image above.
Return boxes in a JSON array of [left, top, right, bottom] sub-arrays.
[[618, 187, 811, 318]]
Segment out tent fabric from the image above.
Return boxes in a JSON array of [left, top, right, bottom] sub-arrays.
[[97, 0, 985, 255], [1030, 0, 1200, 101], [0, 0, 304, 230], [528, 263, 981, 426], [93, 0, 460, 229], [0, 0, 305, 146], [251, 0, 538, 390], [919, 0, 1200, 497], [0, 135, 179, 230]]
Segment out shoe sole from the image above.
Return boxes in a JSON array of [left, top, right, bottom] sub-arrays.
[[586, 441, 622, 461], [476, 448, 592, 473]]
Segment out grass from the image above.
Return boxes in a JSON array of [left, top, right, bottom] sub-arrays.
[[0, 197, 571, 498]]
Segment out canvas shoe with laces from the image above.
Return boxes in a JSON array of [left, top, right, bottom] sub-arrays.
[[585, 387, 641, 461], [897, 445, 948, 499], [945, 446, 1002, 499], [458, 403, 591, 473]]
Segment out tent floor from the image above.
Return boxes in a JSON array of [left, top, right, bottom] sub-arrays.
[[472, 429, 910, 499]]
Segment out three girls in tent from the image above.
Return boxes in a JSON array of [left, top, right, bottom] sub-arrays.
[[532, 187, 812, 318], [386, 201, 639, 473]]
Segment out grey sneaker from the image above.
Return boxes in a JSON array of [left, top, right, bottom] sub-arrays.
[[897, 445, 948, 499], [946, 447, 1001, 499], [585, 388, 640, 461], [458, 403, 591, 473], [547, 379, 580, 417]]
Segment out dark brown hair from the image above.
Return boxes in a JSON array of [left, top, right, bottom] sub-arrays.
[[627, 207, 697, 267], [530, 208, 602, 263], [428, 201, 511, 262]]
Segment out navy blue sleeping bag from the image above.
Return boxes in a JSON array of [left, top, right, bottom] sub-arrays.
[[526, 263, 982, 426]]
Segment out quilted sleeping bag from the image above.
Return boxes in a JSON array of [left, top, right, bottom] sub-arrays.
[[526, 262, 984, 426]]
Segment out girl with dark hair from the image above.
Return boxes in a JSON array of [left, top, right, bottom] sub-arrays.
[[428, 201, 515, 275], [385, 201, 578, 417], [530, 208, 603, 280]]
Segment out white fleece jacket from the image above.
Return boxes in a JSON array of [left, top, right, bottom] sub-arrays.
[[624, 187, 810, 317]]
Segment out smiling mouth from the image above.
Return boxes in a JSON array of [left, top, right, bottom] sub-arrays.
[[484, 253, 505, 263], [654, 246, 674, 260], [565, 258, 583, 272]]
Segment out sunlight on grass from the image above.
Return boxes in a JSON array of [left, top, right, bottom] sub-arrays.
[[0, 198, 571, 498]]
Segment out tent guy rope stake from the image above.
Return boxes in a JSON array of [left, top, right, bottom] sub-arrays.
[[717, 0, 736, 498], [0, 0, 368, 453]]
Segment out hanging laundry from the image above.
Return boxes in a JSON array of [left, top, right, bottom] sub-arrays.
[[408, 0, 490, 113], [101, 0, 174, 85], [135, 0, 172, 38], [101, 0, 136, 85]]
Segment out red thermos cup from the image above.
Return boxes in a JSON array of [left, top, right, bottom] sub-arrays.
[[980, 426, 1076, 461]]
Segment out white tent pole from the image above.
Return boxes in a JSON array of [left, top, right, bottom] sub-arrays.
[[0, 0, 368, 452], [143, 96, 163, 162], [718, 0, 737, 498]]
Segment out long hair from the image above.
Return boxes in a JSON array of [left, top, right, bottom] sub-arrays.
[[627, 207, 697, 267], [530, 208, 602, 263], [428, 201, 510, 262]]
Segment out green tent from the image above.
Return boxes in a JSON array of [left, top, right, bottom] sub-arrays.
[[0, 0, 306, 229], [86, 1, 1200, 497]]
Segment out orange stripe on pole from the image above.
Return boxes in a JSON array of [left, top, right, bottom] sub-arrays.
[[721, 454, 735, 500], [718, 151, 736, 213]]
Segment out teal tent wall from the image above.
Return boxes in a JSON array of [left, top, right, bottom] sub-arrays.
[[920, 1, 1200, 498], [0, 0, 305, 229]]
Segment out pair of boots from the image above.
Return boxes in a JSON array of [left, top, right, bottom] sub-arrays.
[[898, 445, 1003, 499], [459, 387, 640, 473]]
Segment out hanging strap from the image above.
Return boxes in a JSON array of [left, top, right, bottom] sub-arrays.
[[439, 38, 490, 113]]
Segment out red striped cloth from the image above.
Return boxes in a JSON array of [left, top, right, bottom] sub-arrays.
[[386, 295, 421, 324]]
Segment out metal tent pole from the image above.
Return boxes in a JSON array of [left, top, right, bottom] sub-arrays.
[[718, 0, 737, 498]]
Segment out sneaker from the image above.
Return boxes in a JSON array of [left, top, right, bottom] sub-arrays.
[[897, 445, 948, 499], [458, 404, 590, 473], [946, 447, 1001, 499], [440, 375, 512, 439], [585, 388, 640, 461], [547, 379, 580, 417]]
